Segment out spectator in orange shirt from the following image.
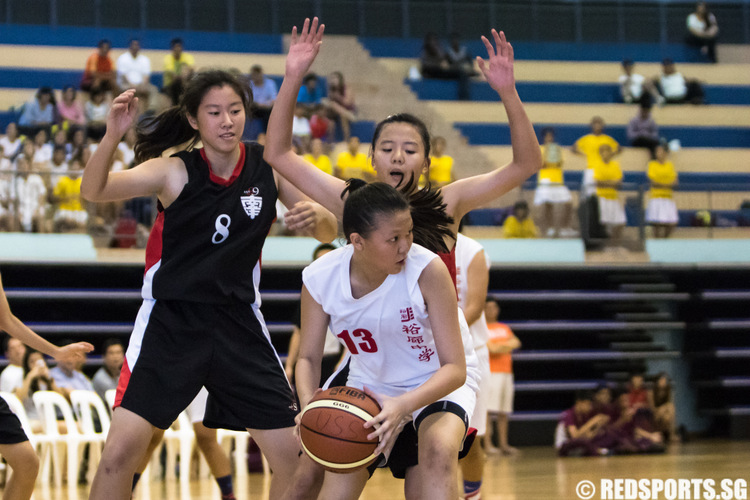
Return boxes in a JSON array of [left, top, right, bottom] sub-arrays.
[[80, 39, 117, 94], [485, 298, 521, 455]]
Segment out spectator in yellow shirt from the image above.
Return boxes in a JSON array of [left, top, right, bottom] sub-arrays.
[[334, 136, 370, 181], [302, 138, 333, 175], [162, 38, 195, 105], [428, 136, 454, 187], [593, 144, 626, 244], [52, 158, 87, 232], [645, 144, 678, 238], [503, 200, 538, 238], [572, 117, 620, 197], [534, 128, 575, 238]]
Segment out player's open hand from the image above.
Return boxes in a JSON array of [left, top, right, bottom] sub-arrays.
[[284, 200, 317, 234], [107, 89, 139, 140], [54, 341, 94, 365], [286, 17, 325, 80], [362, 387, 411, 456], [476, 29, 515, 95]]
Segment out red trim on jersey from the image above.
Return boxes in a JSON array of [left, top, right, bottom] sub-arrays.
[[201, 142, 246, 186], [438, 246, 457, 290], [113, 358, 132, 409], [144, 210, 165, 275]]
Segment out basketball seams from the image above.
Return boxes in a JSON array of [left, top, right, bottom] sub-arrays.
[[302, 398, 378, 424]]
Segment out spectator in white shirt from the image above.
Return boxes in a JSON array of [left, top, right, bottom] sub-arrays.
[[686, 2, 718, 62], [13, 156, 48, 233], [0, 336, 26, 395], [0, 123, 22, 160], [618, 59, 661, 106], [655, 59, 705, 105], [116, 38, 153, 114]]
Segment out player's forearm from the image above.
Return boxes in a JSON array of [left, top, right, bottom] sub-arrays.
[[501, 88, 542, 176], [0, 314, 62, 359], [399, 362, 466, 414], [296, 357, 323, 409], [81, 133, 120, 201]]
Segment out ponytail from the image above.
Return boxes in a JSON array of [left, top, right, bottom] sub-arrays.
[[134, 106, 197, 163]]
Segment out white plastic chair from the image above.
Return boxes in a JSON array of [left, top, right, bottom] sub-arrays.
[[160, 410, 195, 484], [1, 391, 61, 486], [104, 389, 116, 414], [70, 390, 110, 483], [217, 429, 269, 478], [32, 390, 101, 487]]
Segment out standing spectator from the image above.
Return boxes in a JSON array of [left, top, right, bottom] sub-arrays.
[[655, 59, 705, 105], [92, 338, 124, 402], [117, 38, 153, 114], [428, 136, 453, 187], [52, 158, 88, 233], [686, 2, 719, 63], [618, 60, 660, 106], [334, 136, 369, 181], [593, 144, 626, 246], [13, 156, 48, 233], [0, 336, 27, 395], [485, 298, 520, 455], [502, 200, 538, 238], [0, 123, 22, 160], [534, 127, 575, 238], [49, 341, 94, 400], [162, 37, 195, 106], [80, 39, 117, 94], [321, 71, 356, 142], [248, 65, 278, 133], [18, 87, 56, 137], [420, 33, 470, 100], [56, 85, 87, 133], [572, 116, 621, 197], [645, 144, 679, 239], [626, 102, 660, 159], [85, 89, 111, 141], [302, 138, 333, 175]]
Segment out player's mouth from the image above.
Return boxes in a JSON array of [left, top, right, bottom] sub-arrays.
[[389, 170, 404, 187]]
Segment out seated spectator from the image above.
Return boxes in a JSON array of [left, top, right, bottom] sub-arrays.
[[334, 136, 369, 181], [594, 144, 626, 246], [117, 127, 137, 169], [535, 127, 575, 238], [0, 123, 22, 160], [17, 348, 67, 433], [645, 144, 678, 239], [49, 341, 94, 400], [80, 39, 117, 94], [592, 385, 618, 421], [13, 155, 48, 233], [309, 106, 332, 141], [626, 102, 660, 159], [618, 60, 660, 106], [321, 71, 356, 142], [420, 32, 470, 100], [686, 2, 718, 63], [32, 129, 53, 168], [627, 373, 650, 410], [556, 390, 610, 456], [56, 85, 87, 134], [51, 128, 72, 158], [0, 336, 26, 395], [48, 145, 70, 189], [85, 89, 110, 141], [428, 136, 453, 187], [502, 200, 538, 238], [162, 37, 195, 106], [248, 64, 278, 133], [0, 154, 14, 230], [612, 388, 665, 454], [650, 373, 678, 443], [292, 102, 312, 151], [117, 38, 153, 114], [302, 138, 333, 175], [92, 338, 124, 402], [446, 32, 475, 75], [69, 128, 89, 162], [296, 73, 323, 115], [18, 87, 56, 137], [654, 59, 705, 105], [52, 158, 87, 233]]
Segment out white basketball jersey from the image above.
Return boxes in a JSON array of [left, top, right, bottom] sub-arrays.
[[303, 243, 479, 399], [455, 233, 491, 348]]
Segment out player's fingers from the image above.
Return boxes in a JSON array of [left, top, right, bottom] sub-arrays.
[[290, 25, 298, 45], [309, 17, 319, 41], [300, 18, 310, 41], [476, 57, 487, 75]]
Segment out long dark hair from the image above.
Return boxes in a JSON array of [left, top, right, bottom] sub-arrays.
[[22, 349, 51, 394], [341, 178, 453, 253], [134, 69, 253, 163]]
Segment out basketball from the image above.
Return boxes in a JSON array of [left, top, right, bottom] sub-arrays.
[[299, 386, 382, 473]]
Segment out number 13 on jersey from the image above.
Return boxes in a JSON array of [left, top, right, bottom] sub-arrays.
[[337, 329, 378, 354]]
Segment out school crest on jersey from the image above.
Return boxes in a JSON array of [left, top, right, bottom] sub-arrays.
[[241, 186, 262, 219]]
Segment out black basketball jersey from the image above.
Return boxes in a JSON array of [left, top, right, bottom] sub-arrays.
[[142, 142, 277, 305]]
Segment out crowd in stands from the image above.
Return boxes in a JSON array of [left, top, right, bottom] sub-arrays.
[[556, 372, 680, 457]]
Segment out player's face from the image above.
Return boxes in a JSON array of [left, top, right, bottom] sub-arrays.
[[371, 123, 429, 191], [358, 209, 413, 275], [190, 85, 245, 154]]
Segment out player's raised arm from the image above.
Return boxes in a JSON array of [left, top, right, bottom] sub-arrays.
[[442, 30, 542, 221], [264, 17, 347, 219]]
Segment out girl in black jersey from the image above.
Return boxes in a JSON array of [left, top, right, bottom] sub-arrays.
[[82, 71, 335, 500]]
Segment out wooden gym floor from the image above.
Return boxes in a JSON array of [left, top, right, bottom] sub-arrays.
[[20, 439, 750, 500]]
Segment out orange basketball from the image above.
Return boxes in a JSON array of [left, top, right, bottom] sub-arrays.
[[299, 386, 382, 473]]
